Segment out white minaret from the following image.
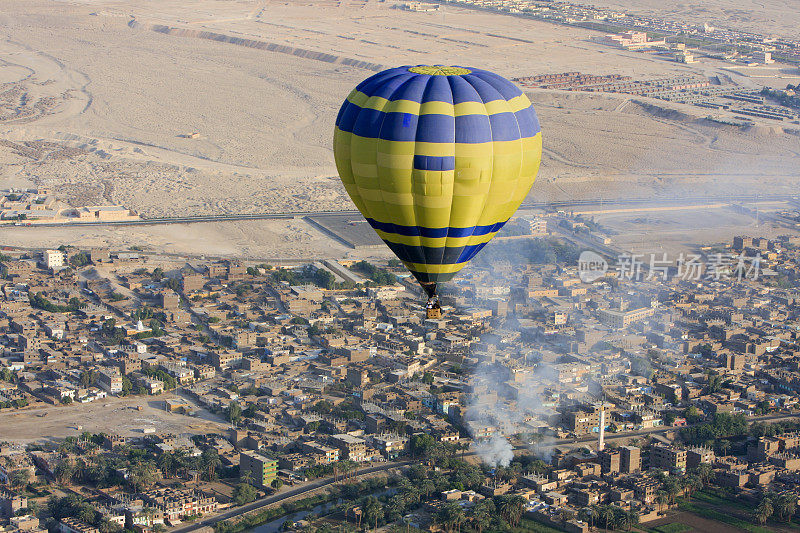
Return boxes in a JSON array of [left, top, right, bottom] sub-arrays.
[[598, 404, 606, 452]]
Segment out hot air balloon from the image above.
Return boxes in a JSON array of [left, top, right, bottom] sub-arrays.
[[333, 65, 542, 313]]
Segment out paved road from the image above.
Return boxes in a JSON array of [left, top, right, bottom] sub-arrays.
[[170, 460, 413, 533], [522, 412, 800, 448], [172, 412, 800, 532], [2, 194, 795, 228]]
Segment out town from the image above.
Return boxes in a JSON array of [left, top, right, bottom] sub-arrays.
[[1, 211, 800, 532], [434, 0, 800, 65]]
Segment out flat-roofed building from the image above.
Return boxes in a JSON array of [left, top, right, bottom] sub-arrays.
[[58, 518, 99, 533], [329, 434, 367, 462], [620, 446, 641, 474], [239, 451, 278, 488], [651, 444, 687, 474], [97, 368, 123, 395], [44, 250, 65, 269], [599, 449, 621, 474]]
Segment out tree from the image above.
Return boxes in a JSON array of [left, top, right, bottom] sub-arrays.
[[227, 401, 243, 426], [773, 493, 797, 523], [684, 405, 703, 424], [754, 497, 773, 525], [121, 376, 133, 396], [362, 496, 384, 531], [69, 252, 91, 268], [662, 476, 680, 505], [655, 490, 668, 512], [695, 463, 714, 487], [682, 474, 702, 501], [578, 506, 597, 530], [497, 495, 526, 528], [128, 462, 158, 492], [201, 448, 221, 481], [470, 498, 495, 533], [271, 478, 283, 491], [10, 469, 30, 489], [232, 483, 257, 506], [718, 439, 732, 456], [410, 433, 437, 459]]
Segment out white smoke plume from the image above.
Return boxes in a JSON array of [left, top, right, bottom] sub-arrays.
[[465, 357, 560, 466], [472, 434, 514, 467]]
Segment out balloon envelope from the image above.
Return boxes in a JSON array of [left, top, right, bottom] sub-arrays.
[[334, 65, 542, 295]]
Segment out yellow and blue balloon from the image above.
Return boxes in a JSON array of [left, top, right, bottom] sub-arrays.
[[334, 65, 542, 296]]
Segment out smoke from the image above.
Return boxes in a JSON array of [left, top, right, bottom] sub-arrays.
[[472, 434, 513, 467], [465, 357, 560, 466]]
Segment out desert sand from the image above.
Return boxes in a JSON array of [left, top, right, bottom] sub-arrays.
[[0, 0, 798, 258]]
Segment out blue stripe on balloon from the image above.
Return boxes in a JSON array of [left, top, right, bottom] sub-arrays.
[[457, 241, 490, 262], [454, 114, 492, 144], [366, 218, 507, 239], [380, 240, 494, 266], [377, 112, 419, 142], [488, 112, 522, 142], [515, 108, 540, 138], [413, 155, 456, 171], [415, 113, 455, 144], [448, 74, 484, 104], [423, 75, 455, 104], [469, 70, 524, 100], [352, 107, 388, 139], [334, 66, 542, 142]]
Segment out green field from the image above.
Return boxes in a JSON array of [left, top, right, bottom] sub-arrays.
[[649, 524, 692, 533]]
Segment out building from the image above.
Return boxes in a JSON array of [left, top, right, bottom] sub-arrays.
[[598, 307, 656, 329], [44, 250, 65, 269], [518, 215, 548, 235], [0, 490, 27, 518], [141, 488, 217, 523], [687, 447, 715, 469], [210, 351, 243, 370], [239, 451, 278, 488], [563, 410, 599, 436], [329, 434, 367, 462], [620, 446, 641, 474], [160, 290, 180, 310], [752, 51, 775, 64], [651, 444, 687, 473], [300, 441, 340, 463], [598, 449, 621, 474], [97, 368, 123, 395], [58, 519, 99, 533], [630, 478, 661, 503]]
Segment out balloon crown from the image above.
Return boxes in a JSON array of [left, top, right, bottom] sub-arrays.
[[407, 65, 472, 76]]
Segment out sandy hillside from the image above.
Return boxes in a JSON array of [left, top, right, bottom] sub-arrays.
[[0, 0, 798, 256]]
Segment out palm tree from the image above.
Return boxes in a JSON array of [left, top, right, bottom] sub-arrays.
[[773, 493, 796, 523], [626, 509, 639, 531], [471, 500, 493, 533], [754, 498, 773, 525], [362, 496, 383, 532], [578, 508, 596, 530], [695, 463, 713, 487], [341, 501, 355, 525], [682, 474, 702, 501], [718, 439, 731, 457], [158, 452, 177, 478], [496, 495, 523, 528], [662, 477, 680, 505], [420, 479, 435, 500], [587, 505, 599, 530], [655, 490, 669, 513]]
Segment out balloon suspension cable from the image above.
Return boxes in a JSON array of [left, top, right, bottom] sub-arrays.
[[420, 281, 437, 298]]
